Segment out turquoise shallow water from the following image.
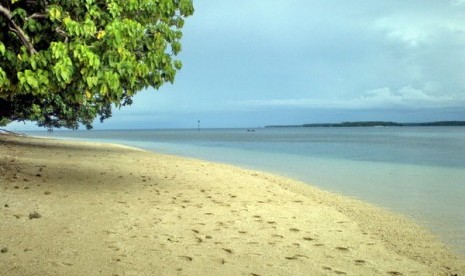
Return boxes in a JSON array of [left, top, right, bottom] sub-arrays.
[[26, 127, 465, 255]]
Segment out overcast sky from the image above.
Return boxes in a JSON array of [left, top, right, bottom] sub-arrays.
[[8, 0, 465, 130]]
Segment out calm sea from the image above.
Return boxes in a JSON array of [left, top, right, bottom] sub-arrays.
[[26, 127, 465, 255]]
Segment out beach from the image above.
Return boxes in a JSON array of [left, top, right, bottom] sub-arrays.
[[0, 135, 463, 275]]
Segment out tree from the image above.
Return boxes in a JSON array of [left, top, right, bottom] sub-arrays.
[[0, 0, 194, 129]]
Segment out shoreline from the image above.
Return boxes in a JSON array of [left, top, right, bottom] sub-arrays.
[[1, 135, 463, 275], [29, 131, 465, 256]]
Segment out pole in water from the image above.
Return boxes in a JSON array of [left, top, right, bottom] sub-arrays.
[[197, 120, 200, 132]]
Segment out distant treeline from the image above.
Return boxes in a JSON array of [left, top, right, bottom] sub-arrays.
[[265, 121, 465, 128]]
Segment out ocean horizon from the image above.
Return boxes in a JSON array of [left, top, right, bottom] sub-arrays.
[[26, 126, 465, 255]]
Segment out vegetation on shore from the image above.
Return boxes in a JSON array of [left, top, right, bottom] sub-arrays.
[[266, 121, 465, 128]]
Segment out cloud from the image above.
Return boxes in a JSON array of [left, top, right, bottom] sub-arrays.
[[372, 2, 465, 48], [230, 86, 465, 110], [452, 0, 465, 6], [358, 87, 465, 108]]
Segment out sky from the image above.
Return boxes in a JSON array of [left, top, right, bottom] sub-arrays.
[[8, 0, 465, 130]]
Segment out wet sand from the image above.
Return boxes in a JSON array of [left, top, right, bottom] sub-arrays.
[[0, 135, 463, 275]]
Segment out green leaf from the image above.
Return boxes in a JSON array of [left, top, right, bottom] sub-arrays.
[[86, 76, 98, 88], [38, 71, 49, 86], [30, 59, 37, 70], [171, 42, 182, 55], [26, 75, 38, 89], [49, 6, 62, 21], [60, 69, 70, 83], [180, 0, 195, 16], [11, 8, 27, 19], [0, 43, 6, 56], [0, 67, 10, 87], [17, 72, 25, 84], [173, 60, 182, 70], [100, 84, 108, 95]]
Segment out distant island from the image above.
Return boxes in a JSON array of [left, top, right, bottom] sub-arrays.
[[265, 121, 465, 128]]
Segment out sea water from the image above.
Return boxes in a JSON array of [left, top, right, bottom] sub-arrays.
[[25, 127, 465, 255]]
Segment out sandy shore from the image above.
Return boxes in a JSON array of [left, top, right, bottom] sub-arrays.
[[0, 135, 463, 275]]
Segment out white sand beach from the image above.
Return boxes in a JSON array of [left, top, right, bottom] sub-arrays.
[[1, 135, 463, 275]]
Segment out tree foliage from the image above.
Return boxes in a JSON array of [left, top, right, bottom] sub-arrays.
[[0, 0, 194, 129]]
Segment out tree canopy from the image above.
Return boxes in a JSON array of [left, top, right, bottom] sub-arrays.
[[0, 0, 194, 129]]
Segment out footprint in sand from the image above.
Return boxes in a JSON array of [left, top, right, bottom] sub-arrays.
[[178, 256, 193, 261], [247, 241, 259, 245], [387, 272, 404, 276], [354, 259, 366, 265], [322, 266, 346, 275], [285, 254, 308, 260], [222, 248, 233, 254]]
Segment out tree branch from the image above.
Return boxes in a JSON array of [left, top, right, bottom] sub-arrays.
[[27, 13, 48, 20], [55, 27, 69, 43], [0, 4, 37, 55]]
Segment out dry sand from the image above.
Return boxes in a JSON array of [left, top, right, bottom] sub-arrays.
[[0, 135, 463, 275]]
